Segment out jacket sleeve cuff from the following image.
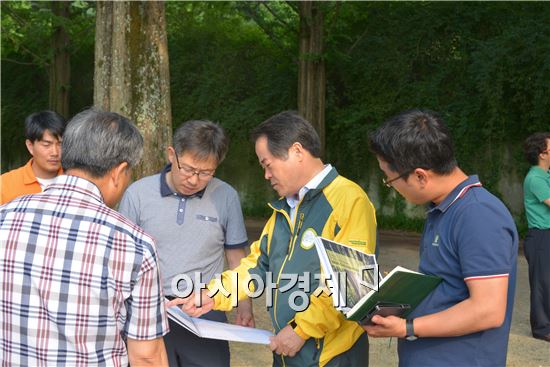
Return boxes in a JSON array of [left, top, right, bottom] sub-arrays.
[[293, 324, 310, 340]]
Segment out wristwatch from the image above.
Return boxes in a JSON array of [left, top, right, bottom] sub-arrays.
[[289, 319, 298, 330], [405, 318, 418, 341]]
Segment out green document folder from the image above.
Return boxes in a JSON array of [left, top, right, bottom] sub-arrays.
[[313, 236, 442, 322], [346, 266, 442, 322]]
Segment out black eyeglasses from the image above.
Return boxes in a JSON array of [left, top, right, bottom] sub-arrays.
[[382, 171, 410, 188], [174, 154, 215, 180]]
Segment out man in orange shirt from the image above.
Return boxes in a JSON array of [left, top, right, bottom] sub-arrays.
[[1, 110, 66, 204]]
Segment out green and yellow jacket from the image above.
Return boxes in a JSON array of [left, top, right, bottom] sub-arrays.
[[209, 168, 377, 366]]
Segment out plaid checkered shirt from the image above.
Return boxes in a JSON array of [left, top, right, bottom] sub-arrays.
[[0, 175, 169, 366]]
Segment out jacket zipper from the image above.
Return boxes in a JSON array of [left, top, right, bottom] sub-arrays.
[[271, 203, 306, 365], [287, 212, 304, 260], [270, 206, 294, 331], [312, 338, 321, 361]]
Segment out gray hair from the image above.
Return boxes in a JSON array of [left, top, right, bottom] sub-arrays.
[[61, 109, 144, 177], [172, 120, 228, 164]]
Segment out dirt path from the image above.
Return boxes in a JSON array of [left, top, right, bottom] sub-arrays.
[[227, 220, 549, 366]]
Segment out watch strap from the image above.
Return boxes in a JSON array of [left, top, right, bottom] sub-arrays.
[[405, 318, 417, 340]]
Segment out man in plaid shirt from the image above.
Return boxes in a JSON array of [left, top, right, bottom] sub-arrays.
[[0, 109, 169, 366]]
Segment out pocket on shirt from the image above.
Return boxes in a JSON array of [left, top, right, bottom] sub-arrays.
[[196, 214, 218, 223]]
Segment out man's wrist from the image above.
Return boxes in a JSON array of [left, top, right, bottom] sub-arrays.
[[204, 286, 219, 309], [289, 320, 309, 340]]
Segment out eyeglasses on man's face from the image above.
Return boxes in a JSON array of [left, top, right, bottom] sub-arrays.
[[174, 154, 215, 180], [382, 171, 410, 188]]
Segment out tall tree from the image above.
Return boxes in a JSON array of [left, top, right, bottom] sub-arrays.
[[297, 1, 326, 155], [1, 1, 77, 119], [94, 1, 172, 178], [50, 1, 71, 119], [236, 1, 327, 154]]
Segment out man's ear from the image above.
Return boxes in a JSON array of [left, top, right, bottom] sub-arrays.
[[111, 161, 129, 188], [25, 139, 34, 156], [167, 146, 175, 162], [413, 168, 429, 186], [290, 142, 304, 161]]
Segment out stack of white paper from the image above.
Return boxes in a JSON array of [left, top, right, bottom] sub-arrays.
[[167, 306, 274, 345]]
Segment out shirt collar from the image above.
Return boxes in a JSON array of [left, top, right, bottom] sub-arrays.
[[159, 164, 206, 199], [44, 174, 104, 204], [428, 174, 482, 213], [529, 166, 550, 177], [286, 164, 333, 209], [22, 158, 38, 185], [22, 158, 64, 185]]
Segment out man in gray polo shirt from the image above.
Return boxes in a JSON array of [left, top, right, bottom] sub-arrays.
[[118, 120, 253, 367]]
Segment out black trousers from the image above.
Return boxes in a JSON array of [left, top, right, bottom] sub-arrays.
[[523, 228, 550, 337], [164, 310, 230, 367]]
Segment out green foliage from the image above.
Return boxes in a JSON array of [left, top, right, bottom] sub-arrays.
[[1, 1, 95, 65], [377, 214, 425, 233], [1, 0, 95, 171], [165, 1, 297, 207], [1, 2, 548, 234], [325, 2, 549, 213], [0, 61, 48, 168], [167, 1, 297, 138]]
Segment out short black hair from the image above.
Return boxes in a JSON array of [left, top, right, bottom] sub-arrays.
[[369, 109, 457, 177], [172, 120, 228, 164], [524, 132, 550, 166], [25, 110, 66, 142], [251, 111, 321, 159]]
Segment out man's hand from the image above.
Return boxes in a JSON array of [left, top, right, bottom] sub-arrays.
[[127, 337, 168, 366], [365, 277, 510, 339], [234, 298, 255, 327], [362, 315, 406, 338], [165, 289, 214, 317], [269, 325, 306, 358]]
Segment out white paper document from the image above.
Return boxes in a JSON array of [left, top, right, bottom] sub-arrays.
[[167, 306, 274, 345]]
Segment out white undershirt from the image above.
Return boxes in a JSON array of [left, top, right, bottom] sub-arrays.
[[36, 177, 57, 190]]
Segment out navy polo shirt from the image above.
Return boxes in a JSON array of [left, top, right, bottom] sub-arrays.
[[398, 175, 518, 367]]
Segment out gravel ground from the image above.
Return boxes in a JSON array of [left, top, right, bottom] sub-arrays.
[[227, 222, 550, 367]]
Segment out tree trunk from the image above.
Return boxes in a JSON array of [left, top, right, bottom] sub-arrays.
[[50, 1, 71, 119], [298, 1, 326, 157], [94, 1, 172, 178]]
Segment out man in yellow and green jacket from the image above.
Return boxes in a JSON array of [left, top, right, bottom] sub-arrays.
[[170, 111, 377, 366]]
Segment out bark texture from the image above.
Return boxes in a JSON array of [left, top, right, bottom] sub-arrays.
[[298, 1, 326, 156], [94, 1, 172, 178], [50, 1, 71, 119]]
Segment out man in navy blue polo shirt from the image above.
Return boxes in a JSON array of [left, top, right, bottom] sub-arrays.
[[364, 109, 518, 367]]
